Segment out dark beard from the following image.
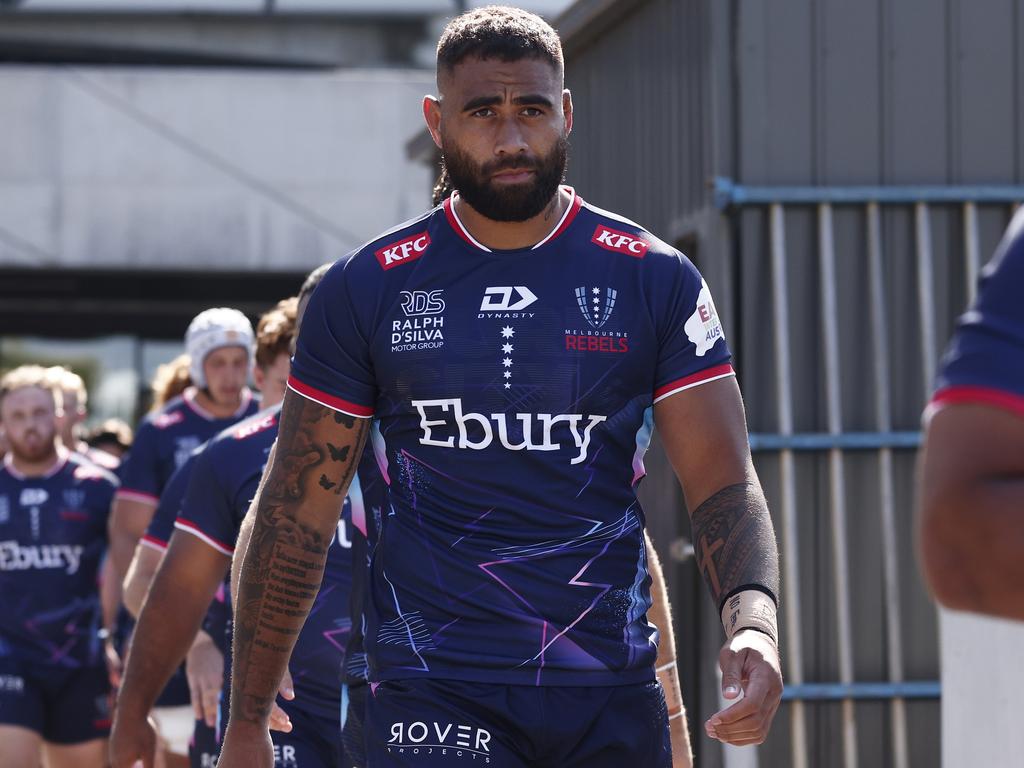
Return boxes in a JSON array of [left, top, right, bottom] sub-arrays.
[[441, 136, 568, 223]]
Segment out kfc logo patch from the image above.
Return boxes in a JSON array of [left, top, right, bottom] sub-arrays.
[[375, 232, 431, 270], [591, 225, 649, 258]]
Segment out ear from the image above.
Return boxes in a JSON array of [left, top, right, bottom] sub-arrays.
[[562, 89, 574, 136], [423, 95, 443, 150]]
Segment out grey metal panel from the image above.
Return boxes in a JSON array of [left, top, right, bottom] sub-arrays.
[[564, 0, 713, 234], [817, 0, 883, 183], [736, 0, 816, 184], [952, 0, 1017, 180]]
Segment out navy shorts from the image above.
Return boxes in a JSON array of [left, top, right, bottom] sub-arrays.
[[341, 681, 367, 768], [213, 686, 347, 768], [0, 658, 111, 744], [189, 713, 222, 768], [271, 699, 347, 768], [365, 678, 671, 768]]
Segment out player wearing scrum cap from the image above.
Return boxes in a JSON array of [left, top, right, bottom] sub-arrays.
[[108, 307, 260, 765], [0, 365, 119, 768]]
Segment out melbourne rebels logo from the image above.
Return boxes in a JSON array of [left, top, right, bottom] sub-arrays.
[[575, 286, 617, 328]]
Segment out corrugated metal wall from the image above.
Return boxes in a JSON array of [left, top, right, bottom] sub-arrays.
[[562, 1, 1024, 766]]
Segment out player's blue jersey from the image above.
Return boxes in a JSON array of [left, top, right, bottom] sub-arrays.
[[0, 451, 117, 668], [343, 439, 390, 685], [140, 449, 201, 552], [932, 208, 1024, 415], [177, 404, 356, 715], [290, 187, 734, 686], [117, 387, 258, 506]]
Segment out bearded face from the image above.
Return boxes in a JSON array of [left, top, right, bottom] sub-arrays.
[[1, 386, 60, 464], [441, 134, 568, 223]]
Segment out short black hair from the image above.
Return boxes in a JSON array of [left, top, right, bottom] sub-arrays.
[[299, 262, 332, 308], [437, 6, 563, 78]]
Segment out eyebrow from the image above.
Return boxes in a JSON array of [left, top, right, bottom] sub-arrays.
[[461, 93, 555, 111]]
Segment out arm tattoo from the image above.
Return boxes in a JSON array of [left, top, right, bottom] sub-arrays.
[[230, 392, 368, 725], [690, 481, 780, 610]]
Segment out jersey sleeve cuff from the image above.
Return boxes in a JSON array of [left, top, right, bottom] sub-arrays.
[[173, 519, 235, 557], [926, 385, 1024, 421], [139, 534, 168, 553], [114, 489, 159, 505], [653, 364, 735, 404], [287, 375, 374, 418]]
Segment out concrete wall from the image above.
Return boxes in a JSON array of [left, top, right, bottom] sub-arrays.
[[0, 66, 435, 272]]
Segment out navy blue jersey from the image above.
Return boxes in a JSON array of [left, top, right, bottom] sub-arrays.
[[932, 208, 1024, 415], [117, 388, 258, 506], [140, 449, 201, 552], [176, 405, 357, 715], [343, 439, 390, 685], [0, 451, 117, 667], [290, 187, 734, 686]]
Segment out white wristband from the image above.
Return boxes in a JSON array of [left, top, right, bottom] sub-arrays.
[[721, 589, 779, 644]]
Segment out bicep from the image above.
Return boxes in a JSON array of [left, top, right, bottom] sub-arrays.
[[260, 389, 370, 530], [159, 530, 232, 600], [919, 404, 1024, 519], [110, 497, 158, 539], [124, 543, 165, 616], [654, 376, 754, 510]]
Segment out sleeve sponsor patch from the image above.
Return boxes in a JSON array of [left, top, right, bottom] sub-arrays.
[[684, 279, 725, 357], [375, 232, 431, 270]]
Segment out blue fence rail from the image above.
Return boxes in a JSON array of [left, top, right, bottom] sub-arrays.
[[712, 176, 1024, 209]]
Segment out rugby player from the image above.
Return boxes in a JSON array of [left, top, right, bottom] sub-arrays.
[[0, 365, 119, 767], [918, 207, 1024, 619], [112, 272, 368, 768], [221, 7, 782, 767], [109, 307, 259, 764], [47, 367, 121, 471], [116, 299, 296, 768]]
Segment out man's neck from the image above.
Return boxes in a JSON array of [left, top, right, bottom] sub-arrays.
[[454, 186, 570, 250], [7, 443, 66, 478], [192, 387, 246, 419]]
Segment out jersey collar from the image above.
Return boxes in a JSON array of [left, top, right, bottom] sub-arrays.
[[184, 386, 254, 421], [443, 185, 583, 253], [3, 445, 70, 480]]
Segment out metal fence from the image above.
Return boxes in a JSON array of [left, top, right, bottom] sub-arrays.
[[717, 181, 1024, 768]]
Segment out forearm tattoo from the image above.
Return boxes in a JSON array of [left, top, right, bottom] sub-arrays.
[[230, 394, 368, 725], [691, 482, 780, 610]]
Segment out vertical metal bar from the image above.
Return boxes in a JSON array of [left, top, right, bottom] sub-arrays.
[[866, 203, 910, 768], [816, 204, 858, 768], [916, 203, 939, 402], [769, 204, 809, 768], [963, 202, 981, 304]]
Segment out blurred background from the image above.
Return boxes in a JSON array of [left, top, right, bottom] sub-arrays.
[[2, 1, 1023, 766]]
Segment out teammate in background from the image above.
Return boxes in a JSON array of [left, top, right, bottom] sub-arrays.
[[116, 299, 296, 768], [150, 354, 194, 414], [46, 367, 121, 471], [84, 418, 134, 461], [112, 275, 361, 768], [0, 365, 119, 767], [222, 8, 782, 767], [918, 208, 1024, 620], [108, 307, 260, 766]]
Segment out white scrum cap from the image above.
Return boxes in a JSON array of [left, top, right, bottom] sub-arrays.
[[184, 307, 255, 388]]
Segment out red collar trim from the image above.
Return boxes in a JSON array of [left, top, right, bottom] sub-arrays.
[[443, 186, 582, 252]]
